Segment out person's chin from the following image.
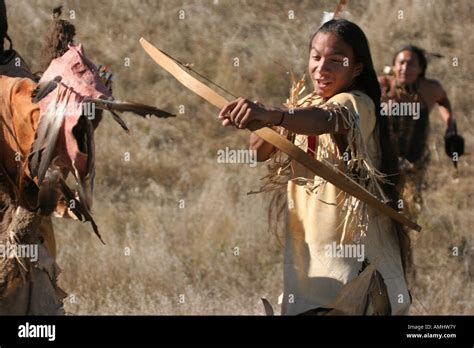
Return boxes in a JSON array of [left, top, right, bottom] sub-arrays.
[[314, 87, 335, 99], [397, 76, 415, 85]]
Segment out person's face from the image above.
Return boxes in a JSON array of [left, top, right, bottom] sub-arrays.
[[393, 50, 423, 85], [308, 32, 363, 98]]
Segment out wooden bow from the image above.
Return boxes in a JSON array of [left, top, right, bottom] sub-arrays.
[[139, 37, 421, 232]]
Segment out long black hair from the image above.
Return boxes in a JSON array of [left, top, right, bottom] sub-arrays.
[[311, 20, 412, 276], [393, 44, 427, 78], [0, 0, 11, 53], [311, 19, 400, 204]]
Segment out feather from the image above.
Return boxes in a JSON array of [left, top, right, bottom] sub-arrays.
[[109, 110, 130, 133], [37, 168, 61, 216], [321, 0, 348, 25], [57, 177, 83, 220], [333, 0, 348, 19], [58, 177, 104, 244], [36, 101, 66, 184], [29, 89, 68, 184], [88, 97, 175, 118], [31, 75, 62, 103], [52, 5, 62, 19], [261, 298, 274, 316], [74, 166, 92, 213], [85, 117, 96, 192]]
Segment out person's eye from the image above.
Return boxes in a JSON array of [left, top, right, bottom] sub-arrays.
[[312, 56, 321, 61]]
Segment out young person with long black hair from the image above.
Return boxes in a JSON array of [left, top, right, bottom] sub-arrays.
[[218, 19, 410, 315]]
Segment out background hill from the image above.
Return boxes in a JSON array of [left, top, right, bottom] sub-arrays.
[[7, 0, 473, 314]]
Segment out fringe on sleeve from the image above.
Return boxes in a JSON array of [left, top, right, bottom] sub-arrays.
[[250, 76, 393, 243]]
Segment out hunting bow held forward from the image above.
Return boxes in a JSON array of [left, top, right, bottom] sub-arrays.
[[139, 37, 421, 232]]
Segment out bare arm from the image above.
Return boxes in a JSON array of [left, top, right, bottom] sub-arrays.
[[249, 131, 276, 162], [248, 107, 347, 161], [437, 94, 455, 132], [251, 108, 349, 161], [268, 107, 346, 136], [431, 81, 455, 132], [220, 98, 348, 161]]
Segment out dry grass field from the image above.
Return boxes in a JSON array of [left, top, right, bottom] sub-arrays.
[[6, 0, 473, 314]]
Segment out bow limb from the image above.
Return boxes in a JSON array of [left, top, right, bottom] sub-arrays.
[[139, 37, 421, 232], [140, 38, 229, 109]]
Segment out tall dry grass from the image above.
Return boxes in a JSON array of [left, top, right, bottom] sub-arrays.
[[6, 0, 473, 314]]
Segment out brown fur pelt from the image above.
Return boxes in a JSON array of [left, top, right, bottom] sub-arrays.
[[0, 180, 39, 300], [41, 6, 76, 71], [0, 178, 65, 314]]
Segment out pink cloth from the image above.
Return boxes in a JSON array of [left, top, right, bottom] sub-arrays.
[[38, 44, 111, 186]]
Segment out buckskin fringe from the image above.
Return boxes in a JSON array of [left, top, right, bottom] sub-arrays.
[[253, 76, 392, 243]]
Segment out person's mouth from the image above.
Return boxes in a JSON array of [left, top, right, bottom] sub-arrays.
[[315, 79, 332, 90]]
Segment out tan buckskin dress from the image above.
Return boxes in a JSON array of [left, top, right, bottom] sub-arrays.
[[281, 90, 410, 315]]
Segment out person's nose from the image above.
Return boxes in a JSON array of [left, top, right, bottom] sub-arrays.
[[316, 58, 331, 75], [400, 62, 407, 74]]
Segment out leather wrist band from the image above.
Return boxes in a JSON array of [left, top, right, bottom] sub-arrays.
[[274, 111, 285, 126]]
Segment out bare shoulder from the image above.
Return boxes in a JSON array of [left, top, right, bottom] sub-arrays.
[[420, 78, 448, 103], [420, 78, 445, 94]]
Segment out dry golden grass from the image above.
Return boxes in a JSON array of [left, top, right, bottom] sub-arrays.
[[6, 0, 473, 314]]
